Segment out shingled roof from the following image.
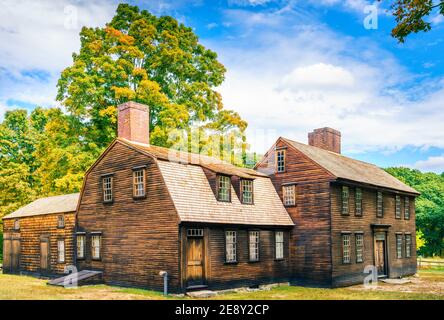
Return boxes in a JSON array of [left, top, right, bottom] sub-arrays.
[[282, 137, 419, 195], [3, 193, 79, 219], [119, 138, 294, 226]]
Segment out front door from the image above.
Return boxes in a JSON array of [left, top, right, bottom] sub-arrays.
[[186, 230, 205, 287], [3, 238, 21, 273], [40, 239, 50, 273], [11, 239, 20, 272], [375, 240, 386, 275]]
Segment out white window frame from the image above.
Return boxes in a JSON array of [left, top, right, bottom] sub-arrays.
[[396, 234, 403, 259], [133, 169, 146, 198], [218, 175, 231, 202], [355, 188, 362, 216], [276, 150, 285, 173], [355, 233, 364, 263], [377, 191, 384, 217], [405, 234, 412, 258], [77, 234, 86, 259], [225, 231, 237, 263], [91, 234, 102, 260], [275, 231, 284, 260], [58, 215, 65, 228], [395, 195, 401, 219], [283, 185, 296, 206], [103, 176, 113, 203], [57, 239, 65, 263], [404, 197, 410, 220], [249, 231, 260, 262], [342, 186, 349, 215], [14, 219, 20, 231], [241, 179, 253, 204], [342, 234, 351, 264]]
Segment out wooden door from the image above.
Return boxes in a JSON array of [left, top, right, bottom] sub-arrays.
[[10, 239, 20, 273], [186, 237, 204, 286], [375, 240, 386, 276], [3, 239, 11, 272], [40, 240, 50, 273]]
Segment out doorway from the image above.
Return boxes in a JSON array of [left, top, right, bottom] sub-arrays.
[[186, 229, 205, 288], [40, 237, 50, 274], [374, 232, 387, 277], [3, 237, 20, 273]]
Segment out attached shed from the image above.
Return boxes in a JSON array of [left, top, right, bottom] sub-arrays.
[[2, 193, 79, 276]]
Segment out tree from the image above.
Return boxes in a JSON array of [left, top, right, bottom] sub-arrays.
[[57, 3, 247, 153], [391, 0, 444, 42]]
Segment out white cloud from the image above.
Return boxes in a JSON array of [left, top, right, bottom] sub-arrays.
[[411, 155, 444, 173], [227, 0, 275, 7]]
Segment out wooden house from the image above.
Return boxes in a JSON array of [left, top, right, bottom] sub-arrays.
[[2, 194, 78, 275], [255, 128, 419, 287], [74, 102, 294, 292]]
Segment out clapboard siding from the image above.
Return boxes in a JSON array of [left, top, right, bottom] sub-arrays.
[[3, 212, 75, 275], [330, 184, 417, 286], [76, 141, 181, 292]]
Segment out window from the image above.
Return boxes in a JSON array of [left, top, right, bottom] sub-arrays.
[[395, 195, 401, 219], [249, 231, 260, 262], [404, 197, 410, 220], [405, 234, 412, 258], [102, 175, 113, 203], [77, 234, 85, 259], [355, 188, 362, 216], [225, 231, 237, 263], [376, 192, 383, 218], [275, 231, 284, 260], [276, 149, 285, 173], [187, 229, 204, 237], [396, 234, 403, 259], [91, 234, 102, 260], [133, 169, 146, 198], [57, 215, 65, 228], [13, 219, 20, 231], [342, 186, 349, 215], [241, 179, 253, 204], [342, 234, 351, 264], [355, 233, 364, 263], [283, 185, 296, 206], [218, 175, 231, 202], [57, 239, 65, 263]]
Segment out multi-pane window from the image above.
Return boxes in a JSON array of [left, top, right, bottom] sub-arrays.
[[355, 233, 364, 263], [249, 231, 260, 262], [275, 231, 284, 260], [241, 179, 253, 204], [58, 215, 65, 228], [133, 169, 146, 198], [102, 176, 113, 203], [225, 231, 237, 263], [396, 234, 403, 259], [14, 219, 20, 231], [57, 239, 65, 263], [218, 175, 231, 202], [283, 185, 296, 206], [77, 234, 85, 259], [342, 234, 351, 264], [395, 195, 401, 219], [91, 234, 102, 260], [342, 186, 349, 215], [355, 188, 362, 216], [376, 192, 384, 218], [276, 150, 285, 173], [405, 234, 412, 258], [404, 197, 410, 220]]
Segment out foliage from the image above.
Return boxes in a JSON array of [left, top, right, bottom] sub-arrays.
[[391, 0, 444, 42], [386, 167, 444, 256]]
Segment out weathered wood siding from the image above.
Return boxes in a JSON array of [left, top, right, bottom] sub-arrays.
[[3, 212, 75, 275], [257, 139, 335, 286], [184, 226, 291, 290], [76, 142, 181, 292], [330, 184, 417, 287]]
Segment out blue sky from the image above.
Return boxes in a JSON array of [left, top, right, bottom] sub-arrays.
[[1, 0, 444, 172]]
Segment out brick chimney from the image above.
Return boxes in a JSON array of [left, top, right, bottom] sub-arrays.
[[117, 101, 150, 145], [308, 127, 341, 154]]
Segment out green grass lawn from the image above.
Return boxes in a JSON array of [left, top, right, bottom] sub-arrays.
[[0, 270, 443, 300]]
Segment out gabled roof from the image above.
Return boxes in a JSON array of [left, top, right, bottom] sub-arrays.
[[3, 193, 79, 220], [118, 138, 294, 226], [281, 137, 419, 195]]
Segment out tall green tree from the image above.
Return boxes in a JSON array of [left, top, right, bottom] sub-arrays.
[[391, 0, 444, 42], [57, 3, 247, 151]]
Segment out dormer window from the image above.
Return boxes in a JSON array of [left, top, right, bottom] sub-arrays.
[[133, 168, 146, 198], [276, 149, 286, 173], [217, 175, 231, 202], [241, 179, 253, 204], [102, 175, 113, 203]]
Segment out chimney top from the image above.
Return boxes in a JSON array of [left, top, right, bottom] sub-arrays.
[[117, 101, 150, 145], [308, 127, 341, 154]]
